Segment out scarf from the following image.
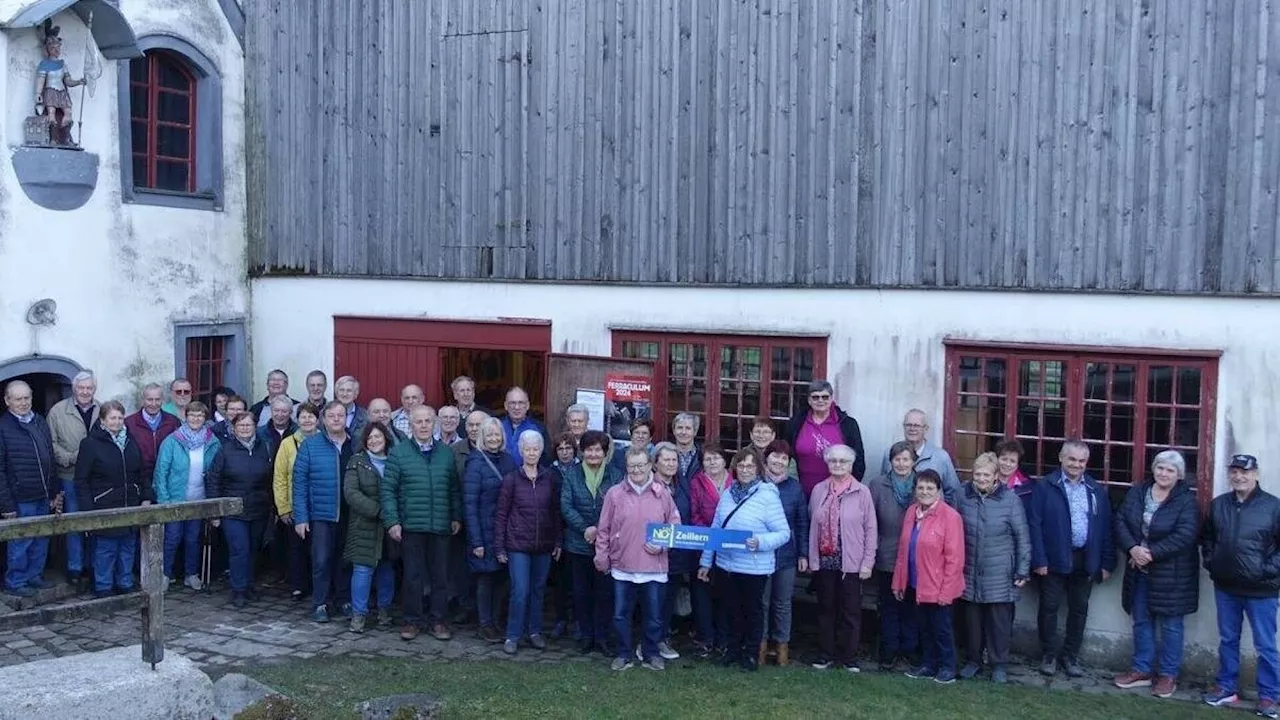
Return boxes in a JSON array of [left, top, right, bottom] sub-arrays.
[[237, 434, 257, 452], [729, 477, 761, 505], [368, 451, 387, 477], [143, 410, 162, 431], [107, 425, 128, 451], [820, 475, 854, 556], [174, 424, 213, 451], [891, 472, 915, 509], [583, 463, 605, 498]]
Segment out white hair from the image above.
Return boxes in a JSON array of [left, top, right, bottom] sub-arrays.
[[479, 417, 505, 450], [517, 429, 545, 450], [71, 370, 96, 386], [823, 444, 858, 462], [566, 403, 589, 419], [336, 375, 360, 390], [270, 395, 294, 410], [1151, 450, 1187, 480], [673, 412, 701, 433]]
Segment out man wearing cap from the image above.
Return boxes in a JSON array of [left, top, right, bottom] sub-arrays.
[[1202, 454, 1280, 717]]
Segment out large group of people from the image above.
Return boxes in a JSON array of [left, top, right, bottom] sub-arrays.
[[0, 371, 1276, 714]]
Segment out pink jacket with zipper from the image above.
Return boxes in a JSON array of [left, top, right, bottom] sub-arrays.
[[594, 478, 681, 575], [807, 478, 878, 574]]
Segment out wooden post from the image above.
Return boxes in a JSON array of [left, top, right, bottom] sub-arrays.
[[140, 522, 165, 670]]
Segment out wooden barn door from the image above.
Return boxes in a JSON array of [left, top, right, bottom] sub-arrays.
[[546, 354, 658, 439]]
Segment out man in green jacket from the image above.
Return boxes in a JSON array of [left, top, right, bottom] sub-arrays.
[[382, 405, 461, 641]]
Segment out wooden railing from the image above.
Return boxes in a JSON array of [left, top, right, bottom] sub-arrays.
[[0, 498, 242, 669]]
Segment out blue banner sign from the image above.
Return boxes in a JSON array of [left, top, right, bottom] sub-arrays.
[[646, 523, 752, 551]]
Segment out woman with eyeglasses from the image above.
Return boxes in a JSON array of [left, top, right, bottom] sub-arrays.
[[782, 380, 866, 497], [867, 440, 920, 670]]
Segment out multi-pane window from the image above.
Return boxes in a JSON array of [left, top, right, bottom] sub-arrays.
[[129, 51, 197, 193], [945, 342, 1218, 505], [185, 336, 227, 405], [613, 332, 825, 450]]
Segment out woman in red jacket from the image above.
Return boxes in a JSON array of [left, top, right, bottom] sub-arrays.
[[892, 470, 965, 684]]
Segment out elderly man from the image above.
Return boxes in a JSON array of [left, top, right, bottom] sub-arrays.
[[258, 395, 299, 456], [436, 405, 463, 445], [362, 398, 399, 448], [391, 384, 424, 439], [1202, 455, 1280, 716], [0, 381, 59, 597], [252, 369, 296, 427], [499, 387, 549, 466], [451, 375, 485, 417], [335, 376, 368, 439], [565, 403, 589, 445], [383, 405, 461, 641], [878, 409, 961, 505], [293, 401, 355, 623], [125, 382, 180, 483], [161, 377, 193, 417], [303, 370, 329, 407], [1028, 439, 1115, 678], [47, 370, 99, 588]]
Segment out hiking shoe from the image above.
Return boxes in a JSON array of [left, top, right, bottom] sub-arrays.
[[503, 639, 518, 655], [479, 625, 504, 643], [992, 665, 1008, 684], [657, 642, 680, 660], [376, 609, 394, 628], [1062, 656, 1085, 677], [611, 657, 632, 671], [349, 615, 366, 633], [644, 656, 666, 671], [1114, 670, 1154, 689], [529, 634, 547, 650], [959, 662, 981, 680], [812, 658, 834, 670], [399, 624, 420, 641], [1258, 699, 1278, 718], [431, 623, 453, 641], [906, 665, 937, 679], [1152, 675, 1176, 699], [311, 605, 330, 623], [934, 668, 957, 684], [184, 574, 203, 591], [1203, 686, 1238, 707], [1038, 655, 1058, 676]]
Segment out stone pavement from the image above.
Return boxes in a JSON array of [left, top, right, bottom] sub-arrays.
[[0, 574, 1239, 713]]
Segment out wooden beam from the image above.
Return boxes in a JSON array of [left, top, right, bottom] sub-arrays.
[[0, 592, 146, 633], [0, 499, 243, 542], [140, 523, 165, 669]]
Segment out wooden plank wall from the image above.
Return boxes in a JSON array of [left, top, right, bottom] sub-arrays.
[[245, 0, 1280, 295]]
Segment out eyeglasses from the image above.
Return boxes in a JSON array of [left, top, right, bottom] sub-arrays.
[[626, 464, 650, 471], [903, 423, 925, 430], [828, 458, 853, 464], [809, 393, 831, 400], [174, 389, 192, 396]]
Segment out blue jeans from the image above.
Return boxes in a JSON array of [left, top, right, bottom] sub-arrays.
[[5, 501, 51, 590], [614, 578, 664, 662], [475, 571, 508, 628], [1130, 573, 1185, 676], [92, 534, 136, 593], [1215, 588, 1280, 700], [918, 603, 957, 673], [762, 564, 797, 643], [878, 570, 920, 661], [61, 478, 85, 573], [310, 520, 349, 609], [506, 552, 552, 641], [351, 561, 395, 616], [222, 518, 262, 593], [164, 519, 203, 579]]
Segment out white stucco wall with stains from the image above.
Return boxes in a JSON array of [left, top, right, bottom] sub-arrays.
[[0, 0, 248, 406], [252, 276, 1280, 670]]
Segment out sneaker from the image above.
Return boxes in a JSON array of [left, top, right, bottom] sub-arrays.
[[503, 639, 518, 655], [1203, 686, 1238, 707], [1114, 670, 1154, 689], [611, 657, 632, 671], [376, 609, 394, 628], [1151, 675, 1176, 699], [644, 656, 666, 671], [5, 586, 36, 598], [657, 642, 680, 660], [992, 665, 1008, 684], [636, 645, 644, 661], [694, 643, 714, 659], [400, 624, 420, 641], [1258, 699, 1278, 719], [479, 625, 504, 643], [1062, 656, 1085, 678], [184, 575, 203, 592], [291, 589, 304, 601], [1038, 655, 1058, 676], [431, 623, 453, 641], [337, 602, 354, 618], [349, 615, 367, 633], [812, 659, 834, 670], [844, 662, 861, 673], [959, 662, 981, 680], [312, 605, 330, 623], [529, 634, 547, 650], [934, 668, 957, 685], [906, 665, 937, 680]]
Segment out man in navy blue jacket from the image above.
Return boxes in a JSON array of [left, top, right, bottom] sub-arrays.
[[0, 380, 60, 597], [1028, 439, 1116, 678]]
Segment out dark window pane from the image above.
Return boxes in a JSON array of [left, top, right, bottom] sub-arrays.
[[1113, 365, 1136, 403], [771, 347, 792, 382], [157, 91, 191, 125], [1148, 365, 1174, 404], [1112, 404, 1135, 443], [720, 382, 740, 415], [155, 160, 189, 192], [130, 59, 148, 83], [691, 345, 707, 378], [1176, 368, 1202, 405], [129, 85, 149, 118], [1040, 439, 1065, 476], [741, 383, 760, 416], [1109, 444, 1133, 485], [131, 121, 149, 153], [156, 55, 192, 91], [1019, 361, 1042, 396], [1147, 406, 1172, 446], [1085, 363, 1109, 401], [156, 125, 190, 158], [983, 395, 1006, 435], [132, 155, 148, 188], [1043, 401, 1066, 437], [984, 358, 1006, 395], [959, 357, 981, 394], [1175, 408, 1200, 447], [792, 349, 814, 383], [1083, 403, 1108, 441], [769, 387, 791, 419], [1016, 399, 1041, 436]]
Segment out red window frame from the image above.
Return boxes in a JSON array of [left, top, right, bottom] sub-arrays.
[[185, 336, 227, 404], [943, 340, 1219, 508], [129, 51, 197, 193], [612, 331, 828, 450]]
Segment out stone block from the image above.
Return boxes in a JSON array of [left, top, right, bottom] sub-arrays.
[[0, 645, 214, 720], [356, 693, 443, 720], [212, 672, 278, 720]]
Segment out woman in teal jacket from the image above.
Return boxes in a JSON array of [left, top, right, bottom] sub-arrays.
[[153, 401, 221, 588]]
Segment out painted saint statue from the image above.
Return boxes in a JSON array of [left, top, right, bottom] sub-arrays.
[[34, 22, 85, 146]]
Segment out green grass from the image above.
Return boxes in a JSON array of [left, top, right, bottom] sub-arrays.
[[247, 657, 1225, 720]]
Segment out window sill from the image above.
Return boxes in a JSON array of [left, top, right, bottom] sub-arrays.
[[125, 187, 222, 211]]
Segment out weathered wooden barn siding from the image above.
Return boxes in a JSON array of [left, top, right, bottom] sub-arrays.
[[245, 0, 1280, 294]]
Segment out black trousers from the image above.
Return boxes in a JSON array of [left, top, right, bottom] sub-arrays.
[[718, 568, 768, 661], [815, 570, 863, 666], [1038, 550, 1094, 660], [964, 601, 1015, 665], [402, 531, 452, 626]]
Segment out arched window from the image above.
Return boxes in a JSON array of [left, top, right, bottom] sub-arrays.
[[129, 51, 197, 193]]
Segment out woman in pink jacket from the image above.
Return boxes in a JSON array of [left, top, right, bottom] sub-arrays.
[[807, 444, 878, 672], [892, 469, 965, 684], [594, 446, 681, 672]]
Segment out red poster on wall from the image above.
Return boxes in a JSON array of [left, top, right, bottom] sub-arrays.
[[604, 374, 652, 441]]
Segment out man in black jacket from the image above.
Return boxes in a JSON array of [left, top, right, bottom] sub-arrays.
[[1201, 454, 1280, 717], [0, 380, 59, 597]]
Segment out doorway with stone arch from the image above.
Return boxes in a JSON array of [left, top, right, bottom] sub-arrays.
[[0, 354, 82, 415]]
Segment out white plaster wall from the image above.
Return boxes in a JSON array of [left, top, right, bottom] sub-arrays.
[[252, 276, 1280, 662], [0, 1, 247, 407]]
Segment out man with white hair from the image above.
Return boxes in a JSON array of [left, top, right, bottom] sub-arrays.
[[335, 375, 368, 439], [252, 369, 296, 427], [879, 409, 961, 506], [436, 405, 462, 445], [391, 384, 424, 439], [0, 380, 59, 597], [565, 403, 589, 444], [259, 395, 299, 455], [46, 370, 99, 589], [451, 375, 485, 417]]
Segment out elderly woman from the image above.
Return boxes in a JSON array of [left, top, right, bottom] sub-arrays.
[[464, 417, 518, 642], [273, 402, 320, 600], [561, 430, 624, 654], [495, 430, 562, 655], [154, 401, 220, 590], [610, 417, 655, 475], [894, 470, 965, 684], [650, 442, 698, 660], [1112, 450, 1198, 699], [596, 446, 681, 671], [698, 447, 791, 672], [342, 422, 398, 633], [782, 380, 866, 496], [671, 413, 703, 484], [208, 411, 275, 608], [867, 440, 920, 670], [547, 431, 581, 639], [565, 404, 590, 444], [75, 401, 151, 598], [552, 432, 579, 473], [957, 452, 1030, 683], [995, 439, 1034, 508], [761, 440, 808, 666], [749, 417, 777, 454], [806, 443, 876, 671]]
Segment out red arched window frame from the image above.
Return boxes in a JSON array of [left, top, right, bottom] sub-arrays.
[[129, 51, 197, 193]]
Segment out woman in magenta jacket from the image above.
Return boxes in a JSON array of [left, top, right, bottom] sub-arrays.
[[892, 470, 965, 684]]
